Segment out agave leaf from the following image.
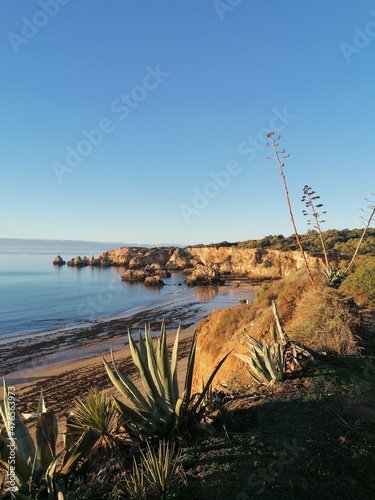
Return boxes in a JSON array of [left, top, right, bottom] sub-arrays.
[[0, 436, 31, 485], [234, 353, 256, 365], [190, 351, 231, 415], [37, 391, 47, 414], [35, 412, 58, 471], [114, 397, 169, 436], [144, 325, 164, 398], [128, 332, 170, 413], [157, 322, 175, 408], [245, 367, 264, 385], [103, 353, 152, 413], [247, 362, 271, 384], [171, 324, 181, 400], [263, 343, 278, 380], [60, 427, 100, 476], [1, 379, 36, 467], [244, 333, 264, 353], [275, 343, 286, 380], [179, 332, 197, 419], [252, 347, 269, 375]]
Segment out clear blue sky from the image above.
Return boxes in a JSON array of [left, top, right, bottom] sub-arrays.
[[1, 0, 375, 245]]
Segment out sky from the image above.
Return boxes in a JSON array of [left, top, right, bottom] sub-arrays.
[[1, 0, 375, 246]]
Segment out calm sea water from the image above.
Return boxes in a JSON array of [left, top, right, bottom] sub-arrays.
[[0, 250, 255, 339]]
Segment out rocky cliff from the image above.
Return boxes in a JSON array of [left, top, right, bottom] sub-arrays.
[[61, 245, 319, 283], [101, 246, 317, 280]]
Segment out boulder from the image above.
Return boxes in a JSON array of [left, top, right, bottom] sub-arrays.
[[53, 255, 66, 266], [145, 263, 171, 278], [144, 276, 165, 287], [185, 265, 225, 286], [121, 269, 147, 281], [88, 256, 101, 266], [67, 256, 89, 267]]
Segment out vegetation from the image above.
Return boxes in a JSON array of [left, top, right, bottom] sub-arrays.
[[340, 256, 375, 307], [103, 323, 229, 439], [235, 331, 286, 385], [116, 440, 182, 499], [0, 382, 101, 499], [266, 132, 316, 288], [1, 131, 375, 497]]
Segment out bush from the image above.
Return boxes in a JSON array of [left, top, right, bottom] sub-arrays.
[[287, 287, 361, 355], [340, 256, 375, 307]]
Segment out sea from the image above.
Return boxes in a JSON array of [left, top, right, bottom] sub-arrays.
[[0, 249, 255, 340]]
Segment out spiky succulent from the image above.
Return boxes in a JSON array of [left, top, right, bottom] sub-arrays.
[[103, 323, 230, 439], [235, 328, 286, 386]]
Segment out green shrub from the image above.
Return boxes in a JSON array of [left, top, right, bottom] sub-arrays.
[[340, 257, 375, 307]]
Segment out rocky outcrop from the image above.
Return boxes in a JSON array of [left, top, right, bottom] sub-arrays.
[[121, 269, 147, 282], [144, 276, 165, 287], [61, 245, 321, 282], [67, 256, 89, 267], [53, 255, 66, 266], [185, 265, 224, 286]]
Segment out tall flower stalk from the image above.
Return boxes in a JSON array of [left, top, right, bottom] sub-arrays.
[[302, 185, 330, 270], [346, 196, 375, 272], [267, 132, 316, 289]]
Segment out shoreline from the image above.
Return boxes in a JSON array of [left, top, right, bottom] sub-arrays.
[[0, 280, 258, 381]]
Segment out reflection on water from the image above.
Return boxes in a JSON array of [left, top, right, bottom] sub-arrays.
[[194, 286, 218, 301]]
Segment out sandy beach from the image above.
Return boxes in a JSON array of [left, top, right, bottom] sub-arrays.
[[0, 281, 257, 418]]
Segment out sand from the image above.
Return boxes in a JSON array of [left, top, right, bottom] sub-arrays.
[[0, 281, 257, 418]]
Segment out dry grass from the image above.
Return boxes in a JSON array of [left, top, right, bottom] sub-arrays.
[[194, 268, 364, 392], [287, 287, 362, 355]]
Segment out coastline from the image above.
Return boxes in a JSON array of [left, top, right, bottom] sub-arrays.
[[0, 281, 258, 402]]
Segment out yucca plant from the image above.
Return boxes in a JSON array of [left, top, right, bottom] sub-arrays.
[[66, 387, 119, 456], [0, 378, 101, 499], [103, 323, 230, 439], [118, 439, 181, 499], [235, 328, 286, 386]]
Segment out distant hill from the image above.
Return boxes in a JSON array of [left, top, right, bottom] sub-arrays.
[[0, 238, 139, 252]]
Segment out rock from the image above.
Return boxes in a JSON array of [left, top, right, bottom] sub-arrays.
[[67, 256, 89, 267], [121, 269, 147, 281], [88, 256, 101, 266], [185, 265, 225, 286], [145, 263, 171, 278], [100, 258, 113, 267], [144, 276, 165, 287], [53, 255, 66, 266]]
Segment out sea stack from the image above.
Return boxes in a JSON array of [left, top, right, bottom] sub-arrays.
[[53, 255, 66, 266]]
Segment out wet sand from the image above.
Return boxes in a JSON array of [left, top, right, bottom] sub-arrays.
[[0, 281, 257, 417]]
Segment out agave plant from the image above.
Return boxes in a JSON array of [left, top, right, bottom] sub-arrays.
[[235, 328, 286, 386], [0, 378, 101, 499], [103, 323, 230, 439]]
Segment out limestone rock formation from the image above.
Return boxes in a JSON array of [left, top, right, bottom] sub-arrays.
[[53, 255, 66, 266], [144, 276, 165, 287], [67, 256, 89, 267], [185, 265, 225, 286], [121, 269, 147, 281]]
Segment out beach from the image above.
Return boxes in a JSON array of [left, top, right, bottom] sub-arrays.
[[0, 280, 257, 419]]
